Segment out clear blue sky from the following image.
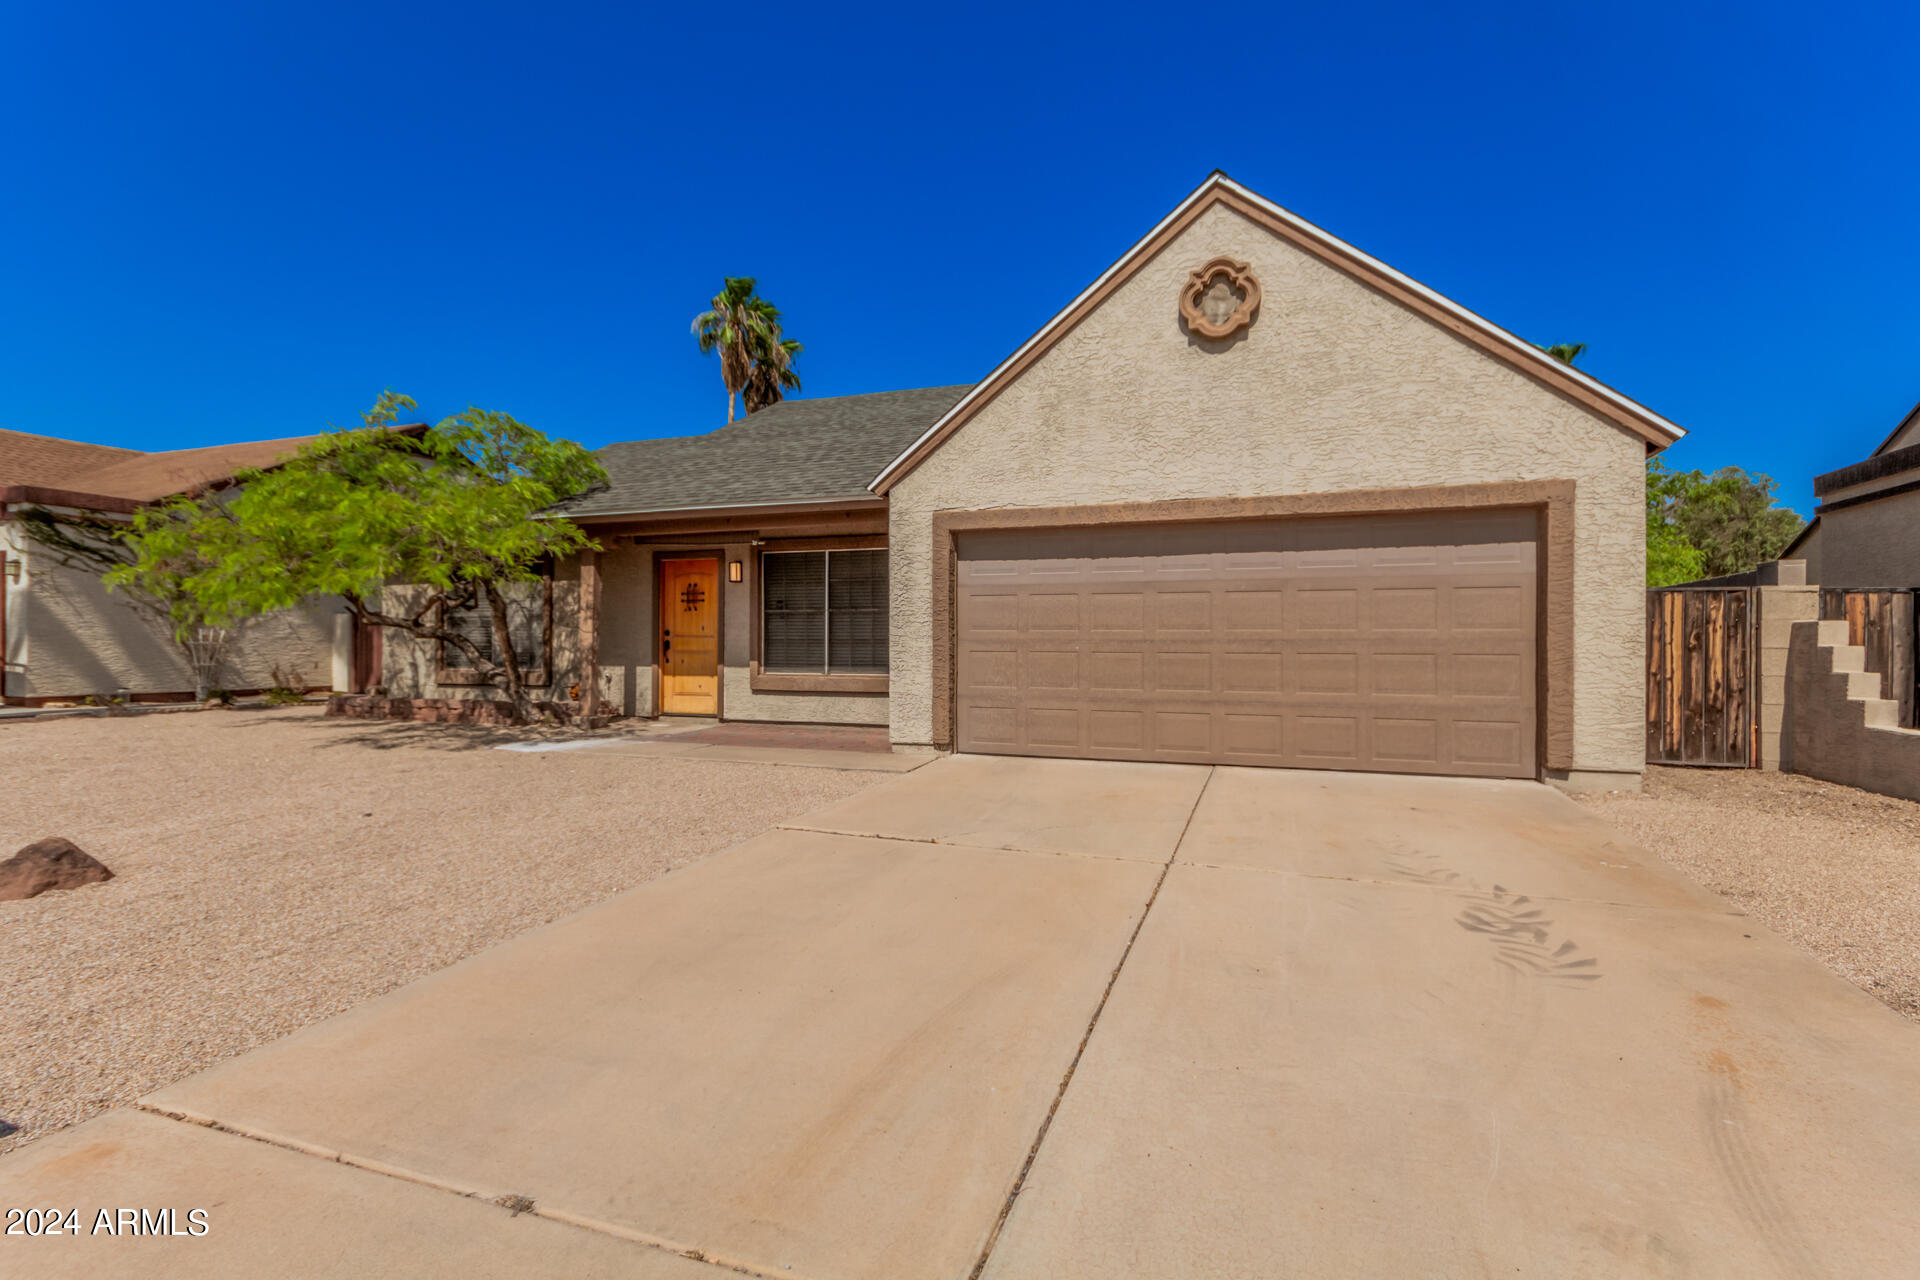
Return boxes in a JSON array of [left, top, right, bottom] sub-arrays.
[[5, 3, 1916, 515]]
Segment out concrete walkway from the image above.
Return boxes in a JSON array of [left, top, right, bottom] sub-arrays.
[[6, 758, 1919, 1277]]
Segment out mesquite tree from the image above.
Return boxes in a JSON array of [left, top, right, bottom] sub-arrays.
[[108, 392, 606, 722]]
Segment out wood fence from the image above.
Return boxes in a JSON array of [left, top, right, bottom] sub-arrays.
[[1646, 588, 1755, 767], [1818, 589, 1918, 728]]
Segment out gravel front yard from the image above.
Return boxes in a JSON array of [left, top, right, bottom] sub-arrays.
[[0, 708, 880, 1157], [1580, 766, 1920, 1023]]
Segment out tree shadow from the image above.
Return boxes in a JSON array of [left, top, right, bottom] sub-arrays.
[[220, 708, 677, 753]]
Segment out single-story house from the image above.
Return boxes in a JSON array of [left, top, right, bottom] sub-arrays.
[[0, 428, 383, 704], [1784, 396, 1920, 587], [387, 173, 1686, 790]]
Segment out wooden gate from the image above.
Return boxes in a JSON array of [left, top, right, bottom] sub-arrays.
[[1646, 588, 1755, 767]]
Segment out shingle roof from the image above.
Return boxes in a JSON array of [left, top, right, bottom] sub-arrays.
[[68, 435, 323, 503], [0, 428, 144, 490], [552, 385, 973, 520]]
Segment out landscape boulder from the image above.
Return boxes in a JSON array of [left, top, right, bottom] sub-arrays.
[[0, 838, 115, 902]]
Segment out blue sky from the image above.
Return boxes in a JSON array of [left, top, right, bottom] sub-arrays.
[[4, 2, 1915, 515]]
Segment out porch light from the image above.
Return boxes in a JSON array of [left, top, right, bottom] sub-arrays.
[[728, 560, 743, 583], [2, 558, 18, 581]]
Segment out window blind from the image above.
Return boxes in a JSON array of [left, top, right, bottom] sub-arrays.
[[443, 586, 543, 669], [762, 550, 888, 674]]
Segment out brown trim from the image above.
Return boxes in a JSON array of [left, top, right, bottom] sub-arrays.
[[654, 549, 724, 718], [750, 672, 888, 694], [568, 497, 886, 527], [758, 534, 888, 552], [578, 548, 601, 716], [436, 572, 555, 688], [0, 484, 141, 514], [926, 481, 1577, 773], [872, 184, 1675, 495]]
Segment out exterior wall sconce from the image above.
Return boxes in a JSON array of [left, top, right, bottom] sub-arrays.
[[728, 560, 743, 583], [2, 556, 18, 581]]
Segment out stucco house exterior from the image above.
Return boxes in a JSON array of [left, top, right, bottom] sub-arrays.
[[0, 428, 368, 704], [388, 173, 1686, 790], [1784, 397, 1920, 588]]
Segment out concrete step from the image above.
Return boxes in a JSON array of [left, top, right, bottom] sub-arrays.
[[1828, 643, 1867, 673], [1863, 697, 1903, 728], [1817, 618, 1853, 647], [1843, 670, 1885, 701]]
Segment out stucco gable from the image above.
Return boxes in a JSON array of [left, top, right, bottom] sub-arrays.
[[870, 174, 1682, 494]]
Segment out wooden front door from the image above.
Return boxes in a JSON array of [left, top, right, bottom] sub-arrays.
[[659, 557, 720, 714]]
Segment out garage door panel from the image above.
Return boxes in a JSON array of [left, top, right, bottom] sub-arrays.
[[955, 512, 1537, 777]]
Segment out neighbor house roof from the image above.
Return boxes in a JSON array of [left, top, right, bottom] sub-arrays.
[[0, 428, 144, 490], [1, 425, 429, 512], [70, 435, 325, 504], [1783, 393, 1920, 556], [870, 172, 1685, 495], [551, 385, 973, 520]]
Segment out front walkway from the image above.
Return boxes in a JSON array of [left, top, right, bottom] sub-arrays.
[[6, 758, 1918, 1277]]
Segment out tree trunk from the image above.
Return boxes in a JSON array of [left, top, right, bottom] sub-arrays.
[[483, 582, 529, 724]]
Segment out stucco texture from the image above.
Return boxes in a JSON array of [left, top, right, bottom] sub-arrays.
[[1783, 620, 1920, 801], [381, 567, 583, 703], [885, 202, 1649, 775], [1802, 493, 1920, 589], [5, 533, 341, 699]]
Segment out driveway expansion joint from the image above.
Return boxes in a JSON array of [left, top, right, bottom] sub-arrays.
[[965, 765, 1217, 1280], [129, 1102, 810, 1280]]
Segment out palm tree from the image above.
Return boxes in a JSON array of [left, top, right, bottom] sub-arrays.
[[1540, 342, 1587, 365], [692, 278, 802, 423], [743, 335, 803, 415]]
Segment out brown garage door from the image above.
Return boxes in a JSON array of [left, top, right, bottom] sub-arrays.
[[954, 510, 1539, 778]]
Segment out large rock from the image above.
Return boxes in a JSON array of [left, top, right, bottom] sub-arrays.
[[0, 838, 114, 902]]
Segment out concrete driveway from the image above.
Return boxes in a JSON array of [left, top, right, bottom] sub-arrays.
[[6, 757, 1919, 1278]]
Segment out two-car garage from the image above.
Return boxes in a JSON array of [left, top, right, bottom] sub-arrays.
[[875, 173, 1683, 792], [953, 509, 1540, 778]]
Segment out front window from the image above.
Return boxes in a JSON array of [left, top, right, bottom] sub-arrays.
[[439, 571, 550, 681], [762, 549, 887, 674]]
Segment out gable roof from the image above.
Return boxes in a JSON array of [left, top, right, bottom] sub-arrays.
[[1863, 396, 1920, 459], [870, 172, 1685, 495], [0, 428, 144, 490], [551, 385, 972, 520]]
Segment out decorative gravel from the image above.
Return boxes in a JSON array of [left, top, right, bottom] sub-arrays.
[[0, 707, 880, 1157], [1579, 766, 1920, 1023]]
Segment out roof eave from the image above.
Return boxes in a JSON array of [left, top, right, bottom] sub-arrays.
[[547, 494, 888, 523]]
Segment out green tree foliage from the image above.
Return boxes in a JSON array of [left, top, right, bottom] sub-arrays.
[[692, 277, 802, 421], [1644, 459, 1805, 585], [1645, 460, 1708, 587], [1540, 341, 1588, 365], [107, 392, 607, 721]]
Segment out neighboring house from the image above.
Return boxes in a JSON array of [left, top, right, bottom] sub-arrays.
[[383, 172, 1687, 791], [0, 428, 376, 704], [1784, 397, 1920, 587]]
